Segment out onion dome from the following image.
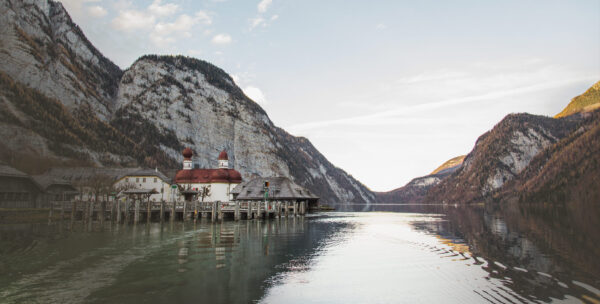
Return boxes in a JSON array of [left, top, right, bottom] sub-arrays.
[[218, 149, 228, 160], [183, 147, 193, 159]]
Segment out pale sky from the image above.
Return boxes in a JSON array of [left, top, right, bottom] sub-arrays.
[[60, 0, 600, 191]]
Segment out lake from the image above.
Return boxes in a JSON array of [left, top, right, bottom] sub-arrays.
[[1, 204, 599, 303]]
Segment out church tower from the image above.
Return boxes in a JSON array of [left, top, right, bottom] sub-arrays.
[[218, 150, 229, 169], [182, 148, 193, 170]]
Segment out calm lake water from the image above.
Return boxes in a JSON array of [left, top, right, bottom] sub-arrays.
[[1, 205, 599, 303]]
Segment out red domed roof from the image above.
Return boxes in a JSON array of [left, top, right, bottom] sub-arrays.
[[183, 148, 193, 159], [175, 168, 242, 184], [218, 149, 228, 160]]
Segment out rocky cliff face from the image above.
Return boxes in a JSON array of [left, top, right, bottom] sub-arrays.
[[425, 113, 583, 204], [0, 0, 375, 205], [0, 0, 122, 119], [113, 55, 375, 204]]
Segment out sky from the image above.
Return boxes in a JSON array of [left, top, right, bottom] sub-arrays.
[[60, 0, 600, 191]]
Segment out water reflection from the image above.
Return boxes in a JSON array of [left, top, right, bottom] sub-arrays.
[[1, 206, 599, 303]]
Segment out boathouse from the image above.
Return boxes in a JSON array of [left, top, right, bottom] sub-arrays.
[[231, 177, 319, 211], [175, 148, 242, 202], [0, 163, 43, 208], [32, 174, 78, 206]]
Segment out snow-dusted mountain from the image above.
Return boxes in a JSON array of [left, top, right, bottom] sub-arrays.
[[0, 0, 375, 205]]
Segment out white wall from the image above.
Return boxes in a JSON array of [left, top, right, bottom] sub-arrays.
[[114, 176, 175, 202]]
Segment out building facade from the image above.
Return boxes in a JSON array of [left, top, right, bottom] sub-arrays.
[[175, 148, 242, 202], [113, 168, 174, 202]]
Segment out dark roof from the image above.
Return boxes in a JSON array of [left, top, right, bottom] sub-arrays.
[[32, 175, 77, 192], [118, 168, 172, 183], [45, 167, 141, 184], [122, 188, 159, 195], [0, 164, 29, 178], [232, 177, 319, 200]]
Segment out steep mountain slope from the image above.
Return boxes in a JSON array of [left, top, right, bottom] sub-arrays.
[[0, 0, 375, 205], [0, 0, 122, 119], [375, 169, 457, 204], [555, 81, 600, 118], [424, 113, 583, 204], [114, 55, 375, 205], [499, 110, 600, 207]]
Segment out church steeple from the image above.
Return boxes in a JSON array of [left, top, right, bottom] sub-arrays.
[[218, 150, 229, 169]]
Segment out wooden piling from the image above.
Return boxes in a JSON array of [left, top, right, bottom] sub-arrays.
[[100, 201, 106, 225], [147, 199, 151, 223], [183, 201, 188, 221], [170, 200, 176, 222], [89, 201, 95, 222], [60, 202, 65, 220], [134, 199, 140, 223], [211, 202, 217, 222], [285, 201, 289, 217], [160, 200, 165, 222], [293, 201, 298, 217], [234, 202, 240, 221], [125, 200, 131, 223], [116, 200, 122, 224], [71, 200, 77, 224], [48, 202, 54, 224], [218, 202, 224, 221]]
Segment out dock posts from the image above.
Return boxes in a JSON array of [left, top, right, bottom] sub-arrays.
[[100, 201, 106, 225], [211, 202, 217, 222], [60, 201, 65, 221], [276, 201, 281, 218], [146, 199, 151, 223], [71, 201, 77, 224], [284, 201, 289, 217], [234, 202, 240, 221], [134, 199, 140, 223], [160, 200, 165, 222], [170, 200, 176, 222], [293, 201, 298, 217], [218, 202, 223, 221], [90, 200, 96, 222], [116, 200, 122, 224], [300, 201, 306, 215], [194, 201, 198, 221], [257, 201, 263, 219], [48, 202, 54, 224], [125, 200, 130, 223], [110, 201, 115, 222]]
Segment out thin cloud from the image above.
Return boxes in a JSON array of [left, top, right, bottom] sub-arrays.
[[87, 5, 107, 17], [257, 0, 273, 13], [212, 34, 232, 45], [288, 76, 597, 133]]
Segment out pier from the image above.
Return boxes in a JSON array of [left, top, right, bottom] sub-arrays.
[[50, 199, 310, 224]]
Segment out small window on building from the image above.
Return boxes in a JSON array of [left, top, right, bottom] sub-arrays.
[[136, 178, 139, 183], [125, 178, 128, 183], [154, 178, 157, 183], [143, 178, 146, 182]]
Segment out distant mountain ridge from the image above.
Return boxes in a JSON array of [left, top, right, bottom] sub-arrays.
[[0, 0, 375, 205], [378, 81, 599, 205], [555, 81, 600, 118]]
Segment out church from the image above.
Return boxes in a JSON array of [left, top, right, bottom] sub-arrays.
[[174, 148, 242, 202]]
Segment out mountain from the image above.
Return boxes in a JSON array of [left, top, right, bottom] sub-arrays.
[[0, 0, 375, 205], [430, 155, 465, 175], [498, 110, 600, 207], [425, 113, 583, 204], [375, 169, 457, 204], [555, 81, 600, 118]]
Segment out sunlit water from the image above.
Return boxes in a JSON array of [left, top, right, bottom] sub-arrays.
[[1, 207, 599, 303]]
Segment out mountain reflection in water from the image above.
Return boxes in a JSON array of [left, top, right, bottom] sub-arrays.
[[0, 205, 599, 303]]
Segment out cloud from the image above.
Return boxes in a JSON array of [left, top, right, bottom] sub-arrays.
[[257, 0, 273, 13], [250, 17, 266, 29], [376, 23, 386, 30], [243, 86, 267, 105], [112, 10, 156, 31], [288, 63, 598, 133], [211, 33, 232, 45], [148, 0, 179, 17], [271, 14, 279, 21], [87, 5, 107, 17]]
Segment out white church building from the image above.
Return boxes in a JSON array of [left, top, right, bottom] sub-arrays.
[[174, 148, 242, 202]]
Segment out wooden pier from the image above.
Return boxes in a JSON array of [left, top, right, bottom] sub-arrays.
[[50, 200, 310, 224]]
